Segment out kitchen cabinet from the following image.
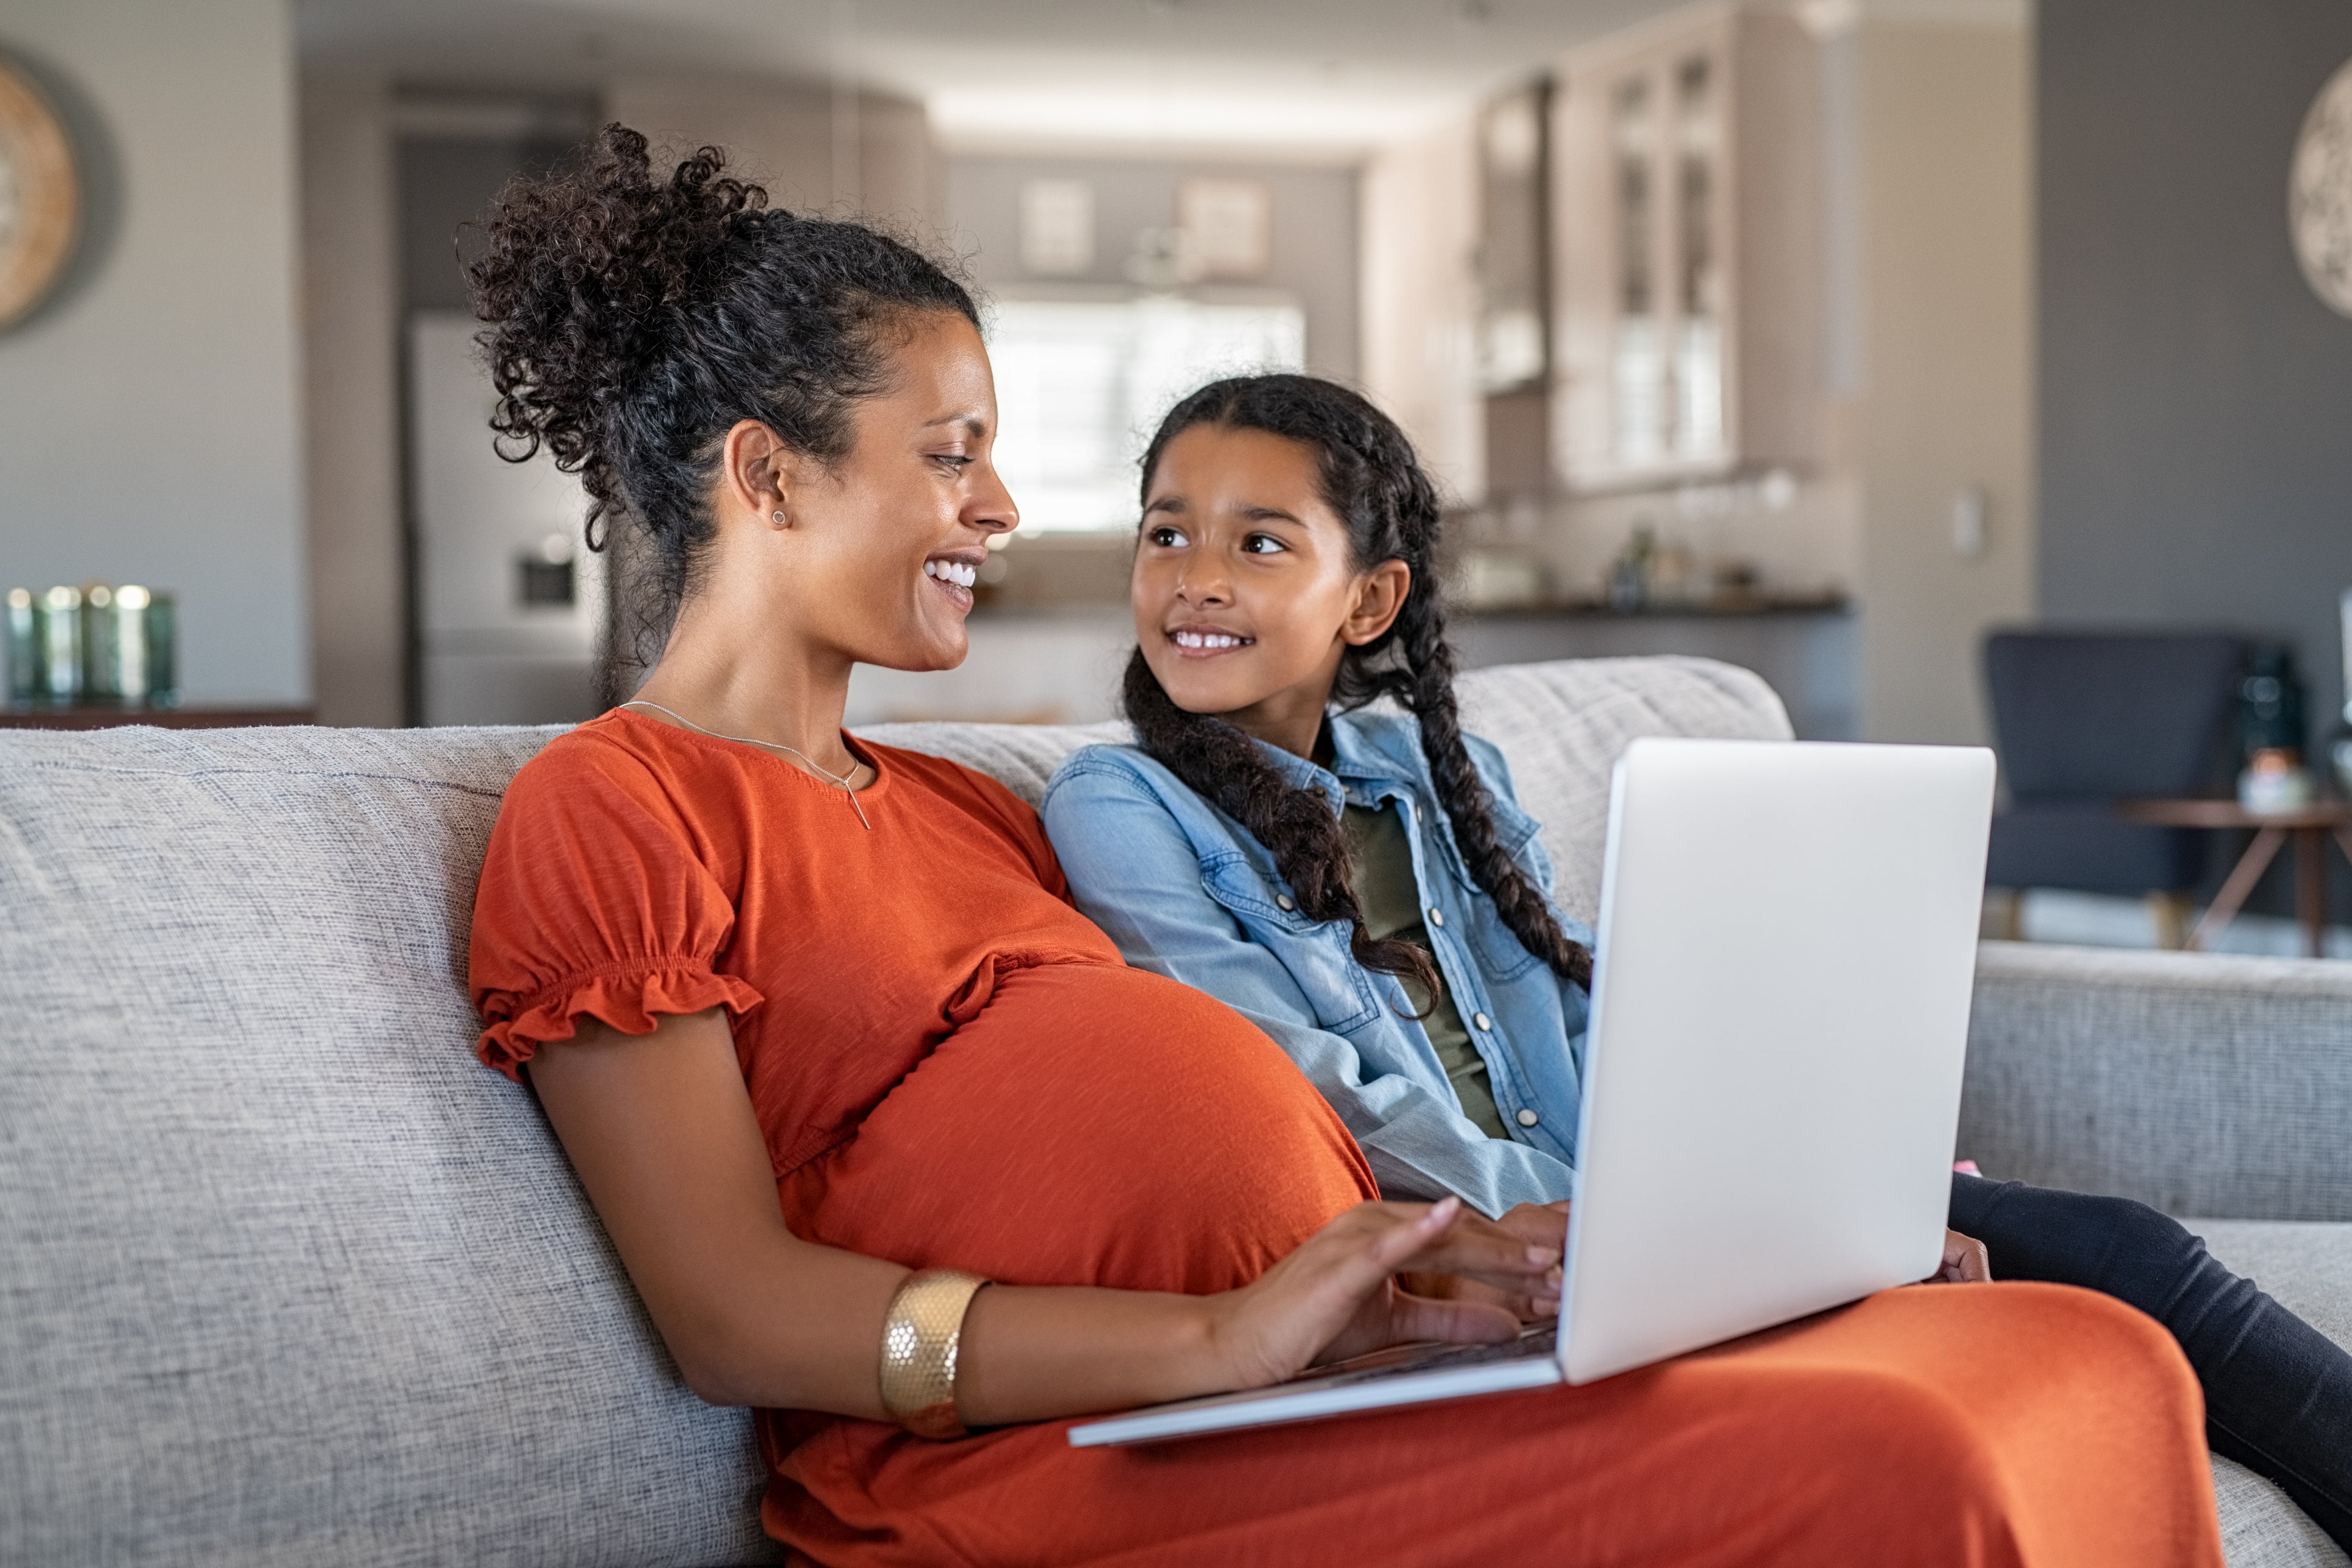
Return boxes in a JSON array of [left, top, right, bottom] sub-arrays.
[[1551, 5, 1822, 491]]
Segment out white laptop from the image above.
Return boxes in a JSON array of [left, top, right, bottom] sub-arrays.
[[1068, 735, 1996, 1447]]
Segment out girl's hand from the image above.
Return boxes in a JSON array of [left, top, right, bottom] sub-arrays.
[[1199, 1197, 1558, 1391], [1925, 1229, 1992, 1284]]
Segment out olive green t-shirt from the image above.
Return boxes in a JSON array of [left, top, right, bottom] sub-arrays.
[[1341, 802, 1511, 1141]]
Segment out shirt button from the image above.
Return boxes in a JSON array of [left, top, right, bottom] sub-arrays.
[[1428, 908, 1445, 928], [1516, 1108, 1540, 1129], [1275, 894, 1295, 911], [1473, 1012, 1493, 1031]]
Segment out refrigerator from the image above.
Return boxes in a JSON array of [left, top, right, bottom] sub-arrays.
[[407, 310, 606, 726]]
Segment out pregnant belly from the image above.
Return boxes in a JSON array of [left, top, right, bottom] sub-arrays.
[[776, 959, 1375, 1296]]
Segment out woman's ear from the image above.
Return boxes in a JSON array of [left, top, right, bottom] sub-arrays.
[[1341, 559, 1413, 647], [718, 419, 796, 529]]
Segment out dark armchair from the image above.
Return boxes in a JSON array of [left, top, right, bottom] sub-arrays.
[[1982, 631, 2247, 944]]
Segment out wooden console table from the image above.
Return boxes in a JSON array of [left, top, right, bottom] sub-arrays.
[[0, 706, 315, 730], [2116, 797, 2352, 957]]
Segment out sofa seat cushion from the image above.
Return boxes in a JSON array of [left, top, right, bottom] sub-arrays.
[[2193, 1222, 2352, 1568]]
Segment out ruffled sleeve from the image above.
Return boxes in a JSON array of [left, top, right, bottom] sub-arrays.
[[468, 737, 764, 1080]]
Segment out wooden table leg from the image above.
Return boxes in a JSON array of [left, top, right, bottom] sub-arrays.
[[2188, 825, 2288, 951], [2297, 826, 2329, 957]]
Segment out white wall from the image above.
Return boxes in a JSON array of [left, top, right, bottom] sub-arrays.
[[1847, 14, 2036, 743], [1359, 117, 1485, 504], [299, 68, 402, 726], [606, 75, 942, 236], [0, 0, 307, 706]]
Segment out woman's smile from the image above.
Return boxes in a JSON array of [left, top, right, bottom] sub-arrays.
[[924, 550, 984, 611]]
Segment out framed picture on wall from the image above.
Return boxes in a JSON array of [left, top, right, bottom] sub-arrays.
[[1177, 177, 1271, 281]]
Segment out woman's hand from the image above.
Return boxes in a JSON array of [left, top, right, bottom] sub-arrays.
[[1199, 1197, 1558, 1391], [1401, 1200, 1570, 1321], [1925, 1229, 1992, 1284]]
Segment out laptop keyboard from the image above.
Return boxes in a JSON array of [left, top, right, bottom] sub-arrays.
[[1299, 1323, 1559, 1390]]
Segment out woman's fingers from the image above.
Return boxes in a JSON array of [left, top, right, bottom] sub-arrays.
[[1405, 1273, 1559, 1323], [1297, 1200, 1469, 1322], [1225, 1197, 1563, 1387], [1383, 1289, 1522, 1347], [1370, 1201, 1559, 1317], [1367, 1196, 1466, 1271], [1398, 1215, 1561, 1287]]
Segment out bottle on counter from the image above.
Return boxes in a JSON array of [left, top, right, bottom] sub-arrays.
[[37, 586, 82, 706], [1606, 523, 1656, 613], [2238, 645, 2312, 813], [5, 589, 33, 706], [138, 589, 179, 707], [95, 585, 173, 706], [4, 583, 178, 709], [79, 583, 119, 702]]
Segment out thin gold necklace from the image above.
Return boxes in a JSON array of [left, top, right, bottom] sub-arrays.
[[620, 699, 873, 830]]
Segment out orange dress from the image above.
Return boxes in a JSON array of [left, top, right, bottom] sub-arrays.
[[471, 710, 2225, 1568]]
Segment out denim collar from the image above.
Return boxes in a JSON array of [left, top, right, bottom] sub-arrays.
[[1247, 709, 1424, 813]]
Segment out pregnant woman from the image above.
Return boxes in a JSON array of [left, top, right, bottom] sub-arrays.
[[466, 126, 2224, 1566], [1038, 371, 2352, 1552]]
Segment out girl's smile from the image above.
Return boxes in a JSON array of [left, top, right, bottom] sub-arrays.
[[1166, 623, 1258, 657]]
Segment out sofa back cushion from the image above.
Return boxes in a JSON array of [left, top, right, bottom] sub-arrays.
[[0, 656, 1784, 1566], [860, 654, 1791, 926], [0, 723, 780, 1567]]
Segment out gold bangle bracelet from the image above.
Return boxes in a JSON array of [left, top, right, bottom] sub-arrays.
[[878, 1268, 991, 1440]]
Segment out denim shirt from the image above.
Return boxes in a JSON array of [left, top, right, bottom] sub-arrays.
[[1040, 710, 1592, 1217]]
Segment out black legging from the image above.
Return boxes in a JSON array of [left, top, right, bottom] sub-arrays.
[[1951, 1173, 2352, 1549]]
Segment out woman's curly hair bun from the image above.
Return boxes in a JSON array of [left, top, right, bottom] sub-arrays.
[[469, 126, 764, 517], [465, 123, 977, 687]]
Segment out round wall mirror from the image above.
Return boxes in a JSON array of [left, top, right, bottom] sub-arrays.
[[2292, 56, 2352, 319], [0, 55, 80, 333]]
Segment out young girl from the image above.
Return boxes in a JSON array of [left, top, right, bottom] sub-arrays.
[[1041, 373, 2352, 1550]]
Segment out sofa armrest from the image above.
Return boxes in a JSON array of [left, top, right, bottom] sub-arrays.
[[1958, 941, 2352, 1222]]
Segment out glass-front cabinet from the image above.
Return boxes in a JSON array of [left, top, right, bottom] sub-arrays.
[[1554, 7, 1820, 490]]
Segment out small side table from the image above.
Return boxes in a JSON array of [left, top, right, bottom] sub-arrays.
[[2115, 797, 2352, 957]]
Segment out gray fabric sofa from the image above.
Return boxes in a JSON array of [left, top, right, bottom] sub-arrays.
[[1, 654, 2345, 1567]]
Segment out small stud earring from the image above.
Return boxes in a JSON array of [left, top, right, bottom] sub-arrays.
[[771, 511, 787, 527]]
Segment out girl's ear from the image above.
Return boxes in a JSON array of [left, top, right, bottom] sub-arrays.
[[1341, 559, 1413, 646]]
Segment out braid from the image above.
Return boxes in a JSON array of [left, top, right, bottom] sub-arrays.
[[1398, 592, 1595, 989], [1122, 651, 1443, 1010], [1124, 374, 1594, 996]]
